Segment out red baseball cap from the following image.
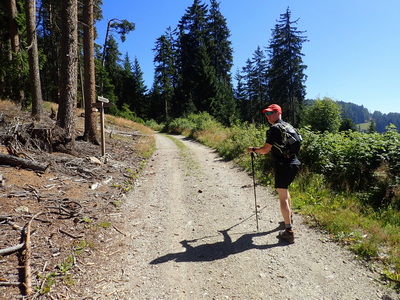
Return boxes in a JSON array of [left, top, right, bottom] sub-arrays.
[[262, 104, 282, 114]]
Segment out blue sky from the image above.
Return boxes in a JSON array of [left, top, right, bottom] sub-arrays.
[[96, 0, 400, 114]]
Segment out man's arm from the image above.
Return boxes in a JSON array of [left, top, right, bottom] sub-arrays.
[[247, 143, 272, 155]]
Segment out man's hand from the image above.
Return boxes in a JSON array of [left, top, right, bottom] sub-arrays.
[[247, 147, 256, 153]]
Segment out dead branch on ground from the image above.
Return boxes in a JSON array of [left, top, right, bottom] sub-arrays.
[[23, 212, 44, 295], [0, 282, 21, 286], [59, 228, 83, 239], [112, 224, 127, 236], [0, 243, 25, 256], [46, 200, 83, 219], [0, 215, 12, 222], [9, 221, 24, 231], [0, 153, 48, 172]]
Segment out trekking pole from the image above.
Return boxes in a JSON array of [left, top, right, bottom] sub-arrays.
[[251, 152, 259, 232]]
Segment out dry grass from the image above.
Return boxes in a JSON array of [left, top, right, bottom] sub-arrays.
[[105, 114, 153, 135], [192, 128, 232, 148], [0, 100, 29, 119]]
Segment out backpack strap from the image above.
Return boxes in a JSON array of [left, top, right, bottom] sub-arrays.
[[272, 121, 299, 158], [271, 122, 290, 157]]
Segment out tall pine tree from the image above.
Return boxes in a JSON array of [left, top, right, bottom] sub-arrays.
[[248, 46, 268, 123], [153, 27, 177, 121], [238, 47, 268, 123], [234, 68, 248, 121], [131, 57, 148, 118], [82, 0, 98, 143], [207, 0, 236, 124], [176, 0, 209, 116], [174, 0, 236, 124], [57, 0, 78, 150], [267, 7, 307, 126]]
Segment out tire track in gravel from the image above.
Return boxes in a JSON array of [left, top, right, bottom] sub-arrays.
[[104, 133, 397, 300]]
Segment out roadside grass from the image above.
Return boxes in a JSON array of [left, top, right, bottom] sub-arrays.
[[161, 113, 400, 291], [105, 114, 155, 158], [291, 175, 400, 288]]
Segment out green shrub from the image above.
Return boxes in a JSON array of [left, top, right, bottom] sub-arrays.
[[145, 119, 164, 131], [299, 127, 400, 209], [115, 103, 145, 124], [163, 117, 196, 135]]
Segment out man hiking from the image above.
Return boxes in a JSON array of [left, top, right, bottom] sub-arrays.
[[247, 104, 301, 244]]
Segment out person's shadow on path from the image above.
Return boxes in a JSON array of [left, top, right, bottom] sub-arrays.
[[150, 223, 286, 264]]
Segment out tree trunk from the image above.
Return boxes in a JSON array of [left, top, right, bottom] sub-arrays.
[[82, 0, 98, 144], [25, 0, 43, 120], [7, 0, 20, 55], [57, 0, 78, 149], [6, 0, 25, 103]]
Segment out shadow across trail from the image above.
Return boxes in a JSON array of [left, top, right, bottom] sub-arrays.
[[150, 223, 286, 264]]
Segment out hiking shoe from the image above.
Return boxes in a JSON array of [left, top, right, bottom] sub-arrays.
[[278, 229, 294, 244]]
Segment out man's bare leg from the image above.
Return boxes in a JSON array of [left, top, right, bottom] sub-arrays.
[[277, 188, 292, 226]]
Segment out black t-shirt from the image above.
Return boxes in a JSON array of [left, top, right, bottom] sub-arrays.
[[265, 120, 282, 158]]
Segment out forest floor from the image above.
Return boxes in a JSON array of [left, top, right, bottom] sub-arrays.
[[0, 100, 399, 299], [0, 100, 153, 299]]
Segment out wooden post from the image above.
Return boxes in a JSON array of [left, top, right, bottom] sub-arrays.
[[93, 96, 112, 157], [100, 101, 105, 156]]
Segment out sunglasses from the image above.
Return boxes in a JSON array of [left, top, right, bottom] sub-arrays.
[[265, 111, 275, 116]]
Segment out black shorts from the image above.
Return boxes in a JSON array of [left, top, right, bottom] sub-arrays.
[[274, 158, 300, 189]]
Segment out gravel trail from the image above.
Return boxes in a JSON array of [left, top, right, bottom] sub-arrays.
[[89, 133, 397, 300]]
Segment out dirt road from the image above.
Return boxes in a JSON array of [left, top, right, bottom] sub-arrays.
[[84, 133, 396, 299]]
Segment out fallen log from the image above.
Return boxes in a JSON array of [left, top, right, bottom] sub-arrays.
[[0, 153, 48, 172]]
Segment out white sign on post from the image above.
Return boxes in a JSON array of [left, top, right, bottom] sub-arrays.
[[97, 96, 109, 103]]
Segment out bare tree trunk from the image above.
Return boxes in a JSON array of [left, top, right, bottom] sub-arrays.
[[25, 0, 43, 120], [82, 0, 99, 144], [6, 0, 25, 103], [58, 0, 78, 149], [7, 0, 20, 55]]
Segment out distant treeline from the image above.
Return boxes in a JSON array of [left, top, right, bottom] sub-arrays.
[[322, 100, 399, 133]]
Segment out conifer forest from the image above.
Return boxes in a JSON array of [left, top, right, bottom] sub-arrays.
[[0, 0, 308, 127]]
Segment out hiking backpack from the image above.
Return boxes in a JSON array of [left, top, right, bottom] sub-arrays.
[[273, 121, 302, 158]]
